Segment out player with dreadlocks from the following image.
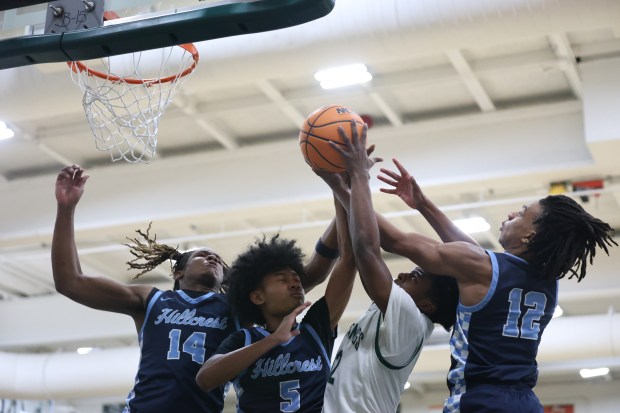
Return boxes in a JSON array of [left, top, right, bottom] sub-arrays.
[[52, 164, 340, 413], [327, 123, 617, 413]]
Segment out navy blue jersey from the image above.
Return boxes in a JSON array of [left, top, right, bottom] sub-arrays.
[[444, 251, 558, 413], [124, 289, 239, 413], [215, 297, 335, 413]]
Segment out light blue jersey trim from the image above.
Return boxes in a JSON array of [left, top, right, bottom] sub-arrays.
[[445, 250, 500, 413], [177, 290, 215, 304], [458, 250, 499, 313], [502, 251, 528, 264], [232, 330, 248, 412], [233, 329, 253, 390], [254, 325, 298, 346], [242, 329, 252, 347], [303, 324, 331, 370], [125, 289, 163, 413], [139, 290, 163, 339]]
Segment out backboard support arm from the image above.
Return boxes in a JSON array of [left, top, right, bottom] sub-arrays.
[[0, 0, 336, 70]]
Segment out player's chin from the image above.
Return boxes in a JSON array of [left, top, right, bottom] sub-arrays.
[[289, 295, 304, 307]]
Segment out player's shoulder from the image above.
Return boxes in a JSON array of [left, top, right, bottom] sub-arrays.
[[389, 282, 418, 310]]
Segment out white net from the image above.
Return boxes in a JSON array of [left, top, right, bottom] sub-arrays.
[[69, 44, 198, 163]]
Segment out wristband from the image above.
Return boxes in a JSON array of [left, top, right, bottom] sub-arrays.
[[315, 238, 339, 259]]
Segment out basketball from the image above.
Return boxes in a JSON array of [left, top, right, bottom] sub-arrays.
[[299, 105, 366, 172]]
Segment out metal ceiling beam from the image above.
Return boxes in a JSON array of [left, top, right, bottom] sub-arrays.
[[15, 124, 76, 167], [172, 95, 239, 150], [17, 50, 577, 146], [549, 33, 583, 99], [256, 79, 306, 127], [367, 90, 403, 127], [446, 49, 496, 112], [194, 118, 239, 150]]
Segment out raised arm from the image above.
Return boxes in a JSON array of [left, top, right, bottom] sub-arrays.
[[318, 171, 478, 265], [302, 218, 338, 292], [197, 302, 311, 391], [52, 165, 151, 320], [328, 124, 492, 305], [317, 179, 434, 269], [323, 194, 357, 329], [320, 123, 394, 313], [378, 158, 479, 246]]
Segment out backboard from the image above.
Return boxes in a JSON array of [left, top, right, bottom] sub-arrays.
[[0, 0, 336, 69]]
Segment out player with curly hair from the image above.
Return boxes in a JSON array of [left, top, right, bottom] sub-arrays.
[[196, 196, 355, 413]]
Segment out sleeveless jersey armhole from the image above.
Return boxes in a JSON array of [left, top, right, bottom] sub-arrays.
[[374, 313, 423, 370]]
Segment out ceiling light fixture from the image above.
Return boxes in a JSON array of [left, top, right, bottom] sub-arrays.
[[0, 121, 15, 140], [453, 217, 491, 234], [314, 63, 372, 89], [579, 367, 609, 379], [77, 347, 94, 355]]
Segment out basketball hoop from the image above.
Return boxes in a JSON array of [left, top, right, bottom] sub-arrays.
[[68, 40, 199, 163]]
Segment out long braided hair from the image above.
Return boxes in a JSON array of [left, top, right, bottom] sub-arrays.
[[527, 195, 617, 281], [124, 223, 228, 292]]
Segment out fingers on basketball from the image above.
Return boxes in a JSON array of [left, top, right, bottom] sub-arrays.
[[299, 105, 367, 173]]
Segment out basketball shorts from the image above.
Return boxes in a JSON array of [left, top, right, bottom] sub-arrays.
[[455, 383, 543, 413]]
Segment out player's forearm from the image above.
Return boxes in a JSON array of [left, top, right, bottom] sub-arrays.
[[303, 217, 337, 292], [418, 199, 478, 245], [51, 205, 83, 295], [349, 170, 381, 265], [335, 195, 353, 262], [348, 170, 393, 311], [197, 336, 280, 392], [330, 185, 398, 253], [324, 195, 356, 329], [328, 183, 351, 215]]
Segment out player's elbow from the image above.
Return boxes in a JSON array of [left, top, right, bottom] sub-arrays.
[[52, 271, 82, 298], [52, 275, 73, 296], [196, 367, 218, 392], [196, 357, 225, 392]]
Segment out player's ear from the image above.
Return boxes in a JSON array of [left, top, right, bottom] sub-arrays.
[[250, 289, 265, 305], [173, 269, 184, 281], [523, 230, 536, 244], [417, 299, 436, 317]]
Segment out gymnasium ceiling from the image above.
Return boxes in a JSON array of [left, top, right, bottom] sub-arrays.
[[0, 0, 619, 395]]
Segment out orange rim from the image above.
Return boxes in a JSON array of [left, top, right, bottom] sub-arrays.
[[68, 10, 198, 86], [67, 43, 199, 86]]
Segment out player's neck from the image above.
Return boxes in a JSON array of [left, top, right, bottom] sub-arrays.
[[179, 288, 216, 298], [178, 283, 218, 294], [262, 314, 285, 333]]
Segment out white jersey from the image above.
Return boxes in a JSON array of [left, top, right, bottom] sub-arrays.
[[323, 284, 434, 413]]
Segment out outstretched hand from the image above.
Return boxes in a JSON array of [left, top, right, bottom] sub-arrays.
[[378, 158, 426, 210], [55, 164, 89, 208], [271, 301, 311, 344], [329, 121, 382, 176], [313, 144, 382, 191]]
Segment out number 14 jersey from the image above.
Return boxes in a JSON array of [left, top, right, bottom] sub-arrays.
[[124, 289, 238, 413]]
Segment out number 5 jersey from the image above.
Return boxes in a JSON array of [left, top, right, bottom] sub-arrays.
[[214, 297, 336, 413]]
